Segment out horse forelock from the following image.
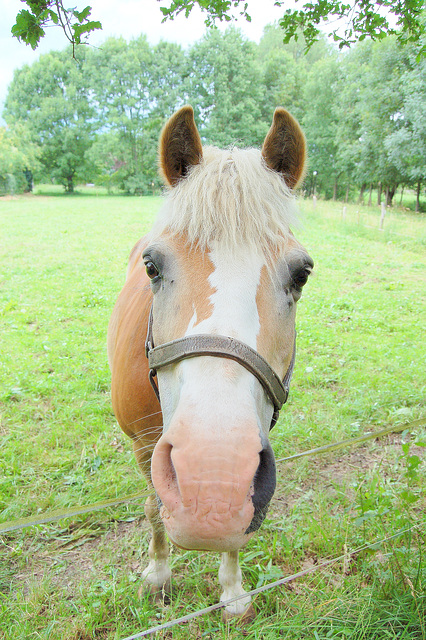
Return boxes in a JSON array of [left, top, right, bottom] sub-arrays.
[[150, 146, 299, 257]]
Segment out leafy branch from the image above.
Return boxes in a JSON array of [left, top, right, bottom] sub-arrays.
[[159, 0, 252, 26], [159, 0, 425, 50], [11, 1, 102, 54], [274, 0, 426, 50]]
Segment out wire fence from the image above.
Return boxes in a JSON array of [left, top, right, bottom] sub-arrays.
[[1, 418, 424, 534], [120, 524, 422, 639], [1, 416, 424, 638], [0, 491, 151, 534], [308, 196, 425, 243], [275, 419, 424, 464]]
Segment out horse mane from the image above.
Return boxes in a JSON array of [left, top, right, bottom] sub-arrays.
[[150, 145, 299, 256]]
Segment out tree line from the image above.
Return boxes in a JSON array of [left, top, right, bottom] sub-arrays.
[[1, 25, 425, 210]]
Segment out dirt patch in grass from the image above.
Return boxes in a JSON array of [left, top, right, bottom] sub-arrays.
[[273, 433, 423, 516], [8, 517, 150, 597]]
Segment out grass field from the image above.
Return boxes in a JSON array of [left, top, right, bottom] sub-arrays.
[[0, 189, 425, 639]]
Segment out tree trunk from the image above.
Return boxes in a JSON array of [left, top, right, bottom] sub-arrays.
[[66, 176, 74, 193], [23, 168, 33, 192], [367, 183, 373, 206], [358, 183, 366, 204], [377, 182, 382, 205], [416, 180, 421, 213], [399, 185, 404, 206], [386, 184, 397, 207], [333, 176, 339, 201]]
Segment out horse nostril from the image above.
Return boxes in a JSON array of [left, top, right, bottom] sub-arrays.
[[151, 440, 180, 507], [245, 443, 276, 534], [164, 443, 176, 483]]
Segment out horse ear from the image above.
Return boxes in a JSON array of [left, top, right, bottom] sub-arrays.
[[159, 106, 203, 187], [262, 108, 306, 190]]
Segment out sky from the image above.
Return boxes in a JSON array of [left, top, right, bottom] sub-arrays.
[[0, 0, 287, 125]]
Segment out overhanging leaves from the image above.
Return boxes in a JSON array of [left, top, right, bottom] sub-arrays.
[[11, 1, 102, 52], [11, 0, 425, 53]]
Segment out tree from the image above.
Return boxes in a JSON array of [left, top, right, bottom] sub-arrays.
[[4, 49, 94, 192], [84, 36, 187, 193], [3, 34, 188, 194], [188, 28, 267, 147], [257, 25, 332, 125], [84, 36, 154, 193], [11, 0, 426, 54], [84, 131, 128, 193], [384, 40, 426, 211], [0, 124, 40, 194], [301, 55, 341, 199], [357, 38, 413, 205], [258, 29, 309, 125], [332, 37, 414, 205], [333, 42, 379, 201]]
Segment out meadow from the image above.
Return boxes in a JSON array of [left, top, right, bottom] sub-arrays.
[[0, 189, 425, 639]]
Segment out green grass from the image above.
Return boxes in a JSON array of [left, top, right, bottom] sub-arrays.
[[0, 190, 425, 639]]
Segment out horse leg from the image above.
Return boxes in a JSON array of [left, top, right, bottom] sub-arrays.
[[132, 441, 171, 599], [139, 494, 171, 598], [218, 551, 255, 621]]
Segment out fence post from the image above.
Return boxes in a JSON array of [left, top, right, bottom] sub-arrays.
[[342, 205, 347, 221], [380, 202, 386, 230]]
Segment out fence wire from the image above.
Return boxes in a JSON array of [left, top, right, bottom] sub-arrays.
[[120, 524, 422, 639], [0, 491, 151, 534], [1, 418, 424, 534], [275, 418, 425, 464]]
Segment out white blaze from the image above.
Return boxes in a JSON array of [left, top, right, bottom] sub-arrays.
[[185, 241, 264, 345]]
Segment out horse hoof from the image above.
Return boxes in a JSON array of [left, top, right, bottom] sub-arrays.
[[138, 579, 171, 605], [222, 603, 256, 625]]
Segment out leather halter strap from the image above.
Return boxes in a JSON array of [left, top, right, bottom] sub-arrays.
[[145, 305, 296, 430]]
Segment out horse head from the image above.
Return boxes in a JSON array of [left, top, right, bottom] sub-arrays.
[[142, 106, 313, 552]]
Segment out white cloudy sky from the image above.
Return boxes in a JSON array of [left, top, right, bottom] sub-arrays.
[[0, 0, 287, 125]]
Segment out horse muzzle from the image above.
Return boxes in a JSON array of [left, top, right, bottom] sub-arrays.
[[151, 426, 276, 552]]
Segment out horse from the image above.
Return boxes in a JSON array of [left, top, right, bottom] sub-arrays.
[[107, 105, 313, 620]]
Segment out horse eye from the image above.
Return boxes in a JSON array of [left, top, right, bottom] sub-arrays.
[[145, 261, 159, 280], [292, 267, 311, 289]]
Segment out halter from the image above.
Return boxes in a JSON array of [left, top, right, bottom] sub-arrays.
[[145, 305, 296, 430]]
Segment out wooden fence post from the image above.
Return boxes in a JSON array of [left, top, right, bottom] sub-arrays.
[[380, 202, 386, 229]]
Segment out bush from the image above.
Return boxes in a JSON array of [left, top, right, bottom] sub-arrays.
[[0, 171, 27, 196], [123, 173, 160, 196]]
